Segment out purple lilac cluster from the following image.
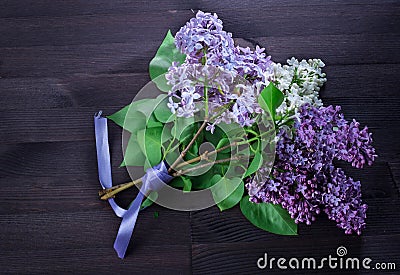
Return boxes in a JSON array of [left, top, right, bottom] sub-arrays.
[[247, 104, 376, 234], [175, 11, 272, 81], [167, 11, 272, 128]]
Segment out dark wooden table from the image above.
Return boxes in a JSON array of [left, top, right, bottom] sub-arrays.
[[0, 1, 399, 274]]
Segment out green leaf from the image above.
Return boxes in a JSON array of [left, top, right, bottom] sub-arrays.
[[204, 125, 226, 147], [140, 191, 158, 210], [137, 127, 163, 167], [125, 111, 148, 134], [210, 175, 244, 211], [221, 122, 246, 140], [240, 196, 297, 235], [161, 124, 173, 145], [108, 97, 166, 133], [243, 152, 263, 178], [135, 95, 167, 120], [147, 113, 164, 128], [108, 102, 147, 133], [258, 82, 284, 120], [182, 176, 192, 192], [168, 176, 192, 192], [216, 138, 231, 153], [154, 96, 175, 123], [179, 123, 198, 145], [107, 105, 130, 128], [149, 30, 186, 92], [186, 140, 199, 161], [190, 167, 220, 189], [171, 116, 195, 141], [169, 177, 184, 188], [120, 135, 146, 167]]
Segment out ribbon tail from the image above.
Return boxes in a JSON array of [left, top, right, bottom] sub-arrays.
[[94, 111, 126, 217], [113, 190, 145, 258], [94, 111, 175, 258]]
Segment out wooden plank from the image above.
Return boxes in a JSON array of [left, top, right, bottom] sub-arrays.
[[0, 99, 398, 148], [0, 42, 157, 78], [319, 97, 400, 123], [0, 64, 398, 110], [0, 244, 191, 274], [0, 0, 398, 273], [0, 204, 191, 246], [0, 5, 398, 48], [0, 125, 398, 163], [190, 198, 400, 243], [254, 33, 400, 65], [0, 0, 193, 18], [1, 163, 392, 214], [322, 64, 400, 98], [0, 34, 399, 78], [192, 234, 400, 274], [0, 108, 94, 144], [0, 175, 135, 214], [0, 108, 128, 144], [0, 12, 192, 47], [0, 205, 191, 249], [1, 0, 398, 19], [0, 140, 123, 177], [388, 162, 400, 194], [0, 73, 150, 110]]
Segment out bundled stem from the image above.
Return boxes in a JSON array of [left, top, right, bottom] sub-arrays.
[[99, 140, 238, 200], [168, 119, 208, 173]]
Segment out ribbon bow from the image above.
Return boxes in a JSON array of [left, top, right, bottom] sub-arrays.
[[94, 112, 173, 258]]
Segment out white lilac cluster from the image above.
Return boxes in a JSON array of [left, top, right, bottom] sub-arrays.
[[259, 58, 327, 119]]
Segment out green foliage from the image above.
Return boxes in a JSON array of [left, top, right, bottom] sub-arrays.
[[137, 127, 163, 167], [105, 28, 294, 239], [149, 30, 186, 92], [210, 175, 244, 211], [243, 152, 263, 178], [120, 134, 146, 167], [216, 138, 231, 153], [140, 191, 158, 210], [258, 82, 284, 121], [240, 196, 297, 235], [154, 96, 175, 123]]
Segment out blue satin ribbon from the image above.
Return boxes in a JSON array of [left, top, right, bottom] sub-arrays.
[[94, 111, 173, 258]]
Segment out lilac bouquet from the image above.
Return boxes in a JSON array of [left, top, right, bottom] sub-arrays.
[[96, 11, 376, 258]]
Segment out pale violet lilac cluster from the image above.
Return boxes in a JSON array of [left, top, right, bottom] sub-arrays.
[[247, 104, 377, 234], [174, 11, 272, 82], [167, 11, 271, 129], [165, 63, 261, 130]]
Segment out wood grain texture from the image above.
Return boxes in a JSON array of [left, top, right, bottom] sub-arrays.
[[1, 0, 399, 19], [0, 64, 398, 110], [1, 34, 399, 78], [0, 0, 399, 274], [192, 235, 400, 274], [0, 5, 398, 47]]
